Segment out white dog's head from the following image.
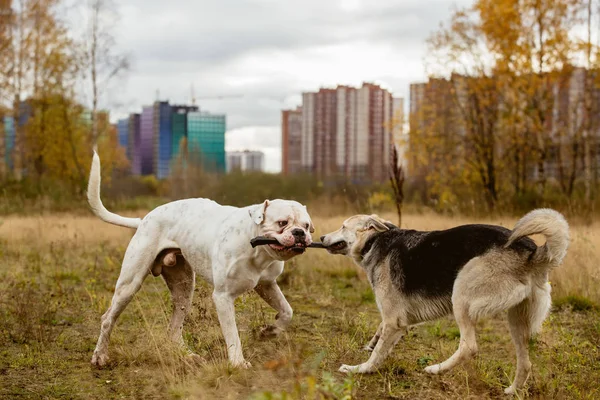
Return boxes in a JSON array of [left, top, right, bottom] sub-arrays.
[[320, 214, 392, 258], [249, 199, 314, 261]]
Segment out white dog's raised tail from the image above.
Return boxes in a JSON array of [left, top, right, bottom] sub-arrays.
[[87, 151, 141, 229], [505, 208, 570, 267]]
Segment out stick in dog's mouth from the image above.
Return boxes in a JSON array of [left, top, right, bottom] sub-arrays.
[[250, 236, 326, 249]]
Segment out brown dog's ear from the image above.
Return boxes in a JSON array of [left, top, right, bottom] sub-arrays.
[[366, 216, 390, 232], [249, 200, 270, 225]]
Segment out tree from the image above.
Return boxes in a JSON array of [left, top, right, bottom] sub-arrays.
[[427, 9, 503, 210], [0, 0, 77, 180], [389, 145, 405, 226], [419, 0, 596, 211], [0, 0, 128, 192], [84, 0, 129, 145]]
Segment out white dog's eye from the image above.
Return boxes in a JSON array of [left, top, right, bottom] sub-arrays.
[[305, 223, 309, 229], [278, 220, 288, 227]]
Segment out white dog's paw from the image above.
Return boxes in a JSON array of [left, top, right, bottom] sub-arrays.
[[363, 345, 374, 352], [504, 386, 517, 395], [231, 359, 252, 369], [339, 363, 374, 374], [424, 364, 442, 375], [339, 364, 360, 374], [91, 351, 110, 367]]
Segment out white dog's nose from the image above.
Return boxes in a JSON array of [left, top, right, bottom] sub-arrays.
[[292, 228, 305, 238]]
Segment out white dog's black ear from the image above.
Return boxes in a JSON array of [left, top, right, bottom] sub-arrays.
[[366, 216, 390, 232], [249, 200, 270, 225]]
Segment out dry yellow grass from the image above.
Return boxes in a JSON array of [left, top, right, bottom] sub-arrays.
[[3, 210, 595, 302], [0, 210, 599, 399]]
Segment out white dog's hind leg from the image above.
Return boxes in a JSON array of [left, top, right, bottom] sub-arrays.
[[254, 280, 293, 338], [91, 234, 155, 367], [161, 260, 196, 349], [339, 323, 406, 374]]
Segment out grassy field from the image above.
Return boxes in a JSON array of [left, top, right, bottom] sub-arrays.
[[0, 210, 599, 399]]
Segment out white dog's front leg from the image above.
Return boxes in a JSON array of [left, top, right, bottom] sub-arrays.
[[254, 280, 293, 338], [339, 323, 406, 374], [212, 290, 250, 368]]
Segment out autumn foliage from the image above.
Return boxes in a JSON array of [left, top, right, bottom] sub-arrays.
[[411, 0, 600, 213], [0, 0, 128, 192]]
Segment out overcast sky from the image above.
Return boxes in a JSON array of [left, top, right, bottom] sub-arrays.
[[78, 0, 472, 172]]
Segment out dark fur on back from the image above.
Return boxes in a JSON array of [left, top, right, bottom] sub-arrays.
[[362, 224, 537, 298]]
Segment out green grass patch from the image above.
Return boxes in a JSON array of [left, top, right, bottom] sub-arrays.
[[554, 295, 598, 312]]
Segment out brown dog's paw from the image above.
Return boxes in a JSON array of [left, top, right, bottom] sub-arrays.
[[258, 325, 281, 339], [91, 352, 110, 368]]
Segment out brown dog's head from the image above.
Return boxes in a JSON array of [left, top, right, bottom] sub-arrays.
[[320, 214, 391, 258]]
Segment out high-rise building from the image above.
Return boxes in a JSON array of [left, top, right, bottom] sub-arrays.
[[281, 107, 303, 175], [227, 152, 243, 171], [227, 150, 264, 172], [171, 105, 199, 161], [116, 118, 128, 150], [408, 78, 461, 181], [187, 111, 226, 173], [286, 83, 401, 183], [245, 151, 264, 171], [153, 101, 172, 179], [139, 106, 155, 175], [301, 92, 315, 173], [314, 88, 338, 178], [128, 113, 141, 175], [118, 102, 203, 177], [1, 97, 225, 179]]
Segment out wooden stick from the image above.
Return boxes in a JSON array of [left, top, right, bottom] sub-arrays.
[[250, 236, 326, 249]]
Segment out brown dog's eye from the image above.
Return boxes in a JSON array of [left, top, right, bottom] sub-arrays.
[[278, 221, 288, 228]]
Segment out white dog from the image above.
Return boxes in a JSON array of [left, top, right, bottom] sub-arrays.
[[87, 152, 314, 368]]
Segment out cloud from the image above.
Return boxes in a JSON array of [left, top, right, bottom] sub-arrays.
[[73, 0, 472, 173]]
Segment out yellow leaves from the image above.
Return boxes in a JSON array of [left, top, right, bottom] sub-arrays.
[[21, 95, 127, 189], [416, 0, 598, 210], [368, 191, 394, 212]]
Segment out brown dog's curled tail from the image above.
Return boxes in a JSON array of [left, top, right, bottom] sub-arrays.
[[505, 208, 570, 268]]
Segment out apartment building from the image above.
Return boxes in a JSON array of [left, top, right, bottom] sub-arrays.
[[227, 150, 264, 172], [128, 113, 141, 175], [281, 106, 303, 175], [117, 102, 226, 177], [187, 111, 226, 173], [409, 68, 600, 184], [284, 82, 403, 183]]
